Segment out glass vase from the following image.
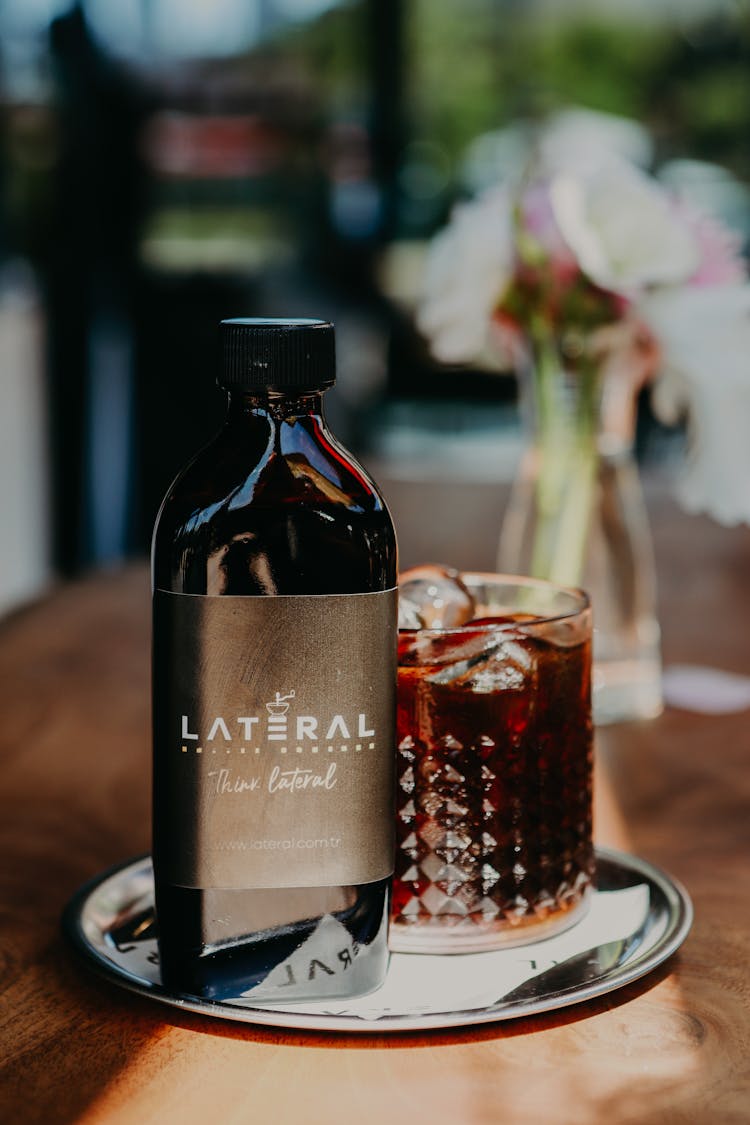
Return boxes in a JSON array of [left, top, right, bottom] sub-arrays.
[[498, 333, 662, 724]]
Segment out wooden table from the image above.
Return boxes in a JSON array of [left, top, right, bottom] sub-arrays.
[[1, 485, 749, 1125]]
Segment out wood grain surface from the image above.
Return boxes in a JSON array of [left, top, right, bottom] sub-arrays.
[[1, 483, 749, 1125]]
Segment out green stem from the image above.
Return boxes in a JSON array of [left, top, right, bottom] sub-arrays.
[[528, 327, 600, 588]]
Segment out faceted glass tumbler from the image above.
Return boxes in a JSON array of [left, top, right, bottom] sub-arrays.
[[390, 574, 594, 954]]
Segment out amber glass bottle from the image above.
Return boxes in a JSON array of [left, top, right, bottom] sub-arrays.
[[152, 319, 397, 1001]]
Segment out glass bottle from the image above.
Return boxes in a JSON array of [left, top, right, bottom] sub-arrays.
[[152, 318, 397, 1001]]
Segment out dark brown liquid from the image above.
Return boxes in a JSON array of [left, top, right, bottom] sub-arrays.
[[392, 619, 593, 943], [152, 391, 397, 1000]]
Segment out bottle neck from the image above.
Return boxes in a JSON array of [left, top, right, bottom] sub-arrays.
[[225, 388, 327, 423]]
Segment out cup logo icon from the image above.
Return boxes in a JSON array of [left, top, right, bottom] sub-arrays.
[[266, 691, 295, 739]]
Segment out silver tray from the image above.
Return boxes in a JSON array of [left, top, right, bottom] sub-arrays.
[[62, 847, 692, 1033]]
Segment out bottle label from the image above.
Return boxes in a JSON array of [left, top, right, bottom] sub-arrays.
[[152, 588, 397, 890]]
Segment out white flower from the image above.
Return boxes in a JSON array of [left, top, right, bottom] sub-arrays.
[[539, 107, 653, 174], [642, 285, 750, 525], [550, 159, 700, 294], [416, 186, 514, 364]]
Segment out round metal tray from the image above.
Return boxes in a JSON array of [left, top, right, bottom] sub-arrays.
[[63, 847, 692, 1033]]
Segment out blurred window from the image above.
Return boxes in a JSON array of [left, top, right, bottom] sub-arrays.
[[2, 0, 750, 576]]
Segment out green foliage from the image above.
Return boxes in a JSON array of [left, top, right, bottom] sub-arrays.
[[280, 1, 369, 113], [531, 19, 673, 119], [414, 4, 750, 182], [409, 0, 512, 164], [668, 64, 750, 172], [407, 6, 676, 166], [254, 2, 750, 183]]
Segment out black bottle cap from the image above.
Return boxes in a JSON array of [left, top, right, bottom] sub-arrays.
[[219, 318, 336, 390]]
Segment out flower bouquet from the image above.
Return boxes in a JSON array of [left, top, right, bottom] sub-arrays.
[[416, 113, 750, 721]]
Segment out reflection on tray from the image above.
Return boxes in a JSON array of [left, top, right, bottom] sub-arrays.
[[83, 857, 662, 1019], [65, 849, 691, 1028]]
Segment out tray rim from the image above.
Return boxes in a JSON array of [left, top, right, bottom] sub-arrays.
[[62, 846, 693, 1033]]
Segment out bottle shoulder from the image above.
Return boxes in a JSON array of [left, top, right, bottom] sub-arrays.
[[152, 416, 397, 595], [156, 417, 388, 524]]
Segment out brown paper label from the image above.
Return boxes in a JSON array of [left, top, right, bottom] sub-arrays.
[[152, 588, 397, 890]]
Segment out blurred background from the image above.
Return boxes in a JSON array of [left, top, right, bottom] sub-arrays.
[[2, 0, 750, 612]]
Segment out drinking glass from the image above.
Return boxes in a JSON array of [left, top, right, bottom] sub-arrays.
[[391, 573, 593, 954]]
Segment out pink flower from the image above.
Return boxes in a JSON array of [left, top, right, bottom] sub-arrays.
[[673, 200, 747, 287], [519, 181, 579, 283]]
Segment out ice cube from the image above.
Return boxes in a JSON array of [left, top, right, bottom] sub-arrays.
[[399, 626, 494, 669], [398, 565, 475, 629], [397, 594, 425, 630], [427, 638, 534, 692], [464, 640, 533, 693]]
